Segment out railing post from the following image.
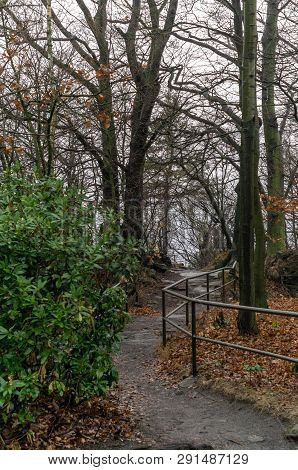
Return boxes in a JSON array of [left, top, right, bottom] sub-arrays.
[[185, 279, 189, 326], [191, 301, 197, 377], [206, 272, 210, 311], [222, 268, 226, 303], [162, 290, 167, 347]]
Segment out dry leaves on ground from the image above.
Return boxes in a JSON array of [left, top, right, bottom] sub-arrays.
[[156, 295, 298, 420], [129, 306, 160, 316], [1, 389, 137, 450]]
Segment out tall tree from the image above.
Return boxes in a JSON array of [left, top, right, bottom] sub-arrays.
[[238, 0, 265, 334], [45, 0, 57, 176], [262, 0, 286, 255], [3, 0, 120, 209], [119, 0, 179, 239]]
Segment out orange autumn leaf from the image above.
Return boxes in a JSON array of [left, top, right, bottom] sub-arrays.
[[103, 119, 111, 129], [113, 111, 121, 120], [4, 48, 16, 58], [15, 147, 25, 155], [261, 194, 298, 213], [129, 306, 160, 316], [96, 111, 111, 129], [96, 64, 111, 78], [5, 135, 14, 144], [42, 94, 52, 102], [14, 100, 23, 111]]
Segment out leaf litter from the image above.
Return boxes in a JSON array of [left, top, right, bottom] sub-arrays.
[[1, 388, 138, 450], [155, 294, 298, 420]]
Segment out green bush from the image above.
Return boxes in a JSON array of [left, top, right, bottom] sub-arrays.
[[0, 173, 140, 426]]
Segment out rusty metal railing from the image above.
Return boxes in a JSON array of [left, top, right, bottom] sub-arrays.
[[162, 263, 298, 377]]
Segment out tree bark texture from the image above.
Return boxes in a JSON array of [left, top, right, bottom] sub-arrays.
[[262, 0, 286, 255], [238, 0, 261, 334], [122, 0, 178, 239]]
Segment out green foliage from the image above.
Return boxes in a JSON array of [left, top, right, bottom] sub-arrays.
[[243, 364, 262, 372], [213, 312, 230, 328], [0, 173, 140, 426], [94, 210, 141, 285]]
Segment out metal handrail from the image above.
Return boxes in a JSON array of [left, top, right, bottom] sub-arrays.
[[162, 263, 298, 376], [165, 262, 237, 290], [164, 262, 237, 321], [166, 300, 189, 318], [193, 279, 235, 300], [165, 291, 298, 318]]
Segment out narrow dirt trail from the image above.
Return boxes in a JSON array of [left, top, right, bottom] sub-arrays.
[[97, 269, 296, 450]]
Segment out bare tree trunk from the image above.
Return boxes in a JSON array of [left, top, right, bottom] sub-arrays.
[[254, 132, 268, 308], [121, 0, 178, 239], [123, 80, 160, 238], [93, 0, 119, 211], [238, 0, 259, 334], [46, 0, 57, 176], [262, 0, 286, 255], [230, 0, 243, 261]]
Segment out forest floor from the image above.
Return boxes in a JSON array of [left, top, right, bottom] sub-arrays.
[[90, 268, 297, 450], [11, 269, 297, 450]]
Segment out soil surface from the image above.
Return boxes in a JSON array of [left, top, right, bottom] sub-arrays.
[[93, 269, 297, 450]]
